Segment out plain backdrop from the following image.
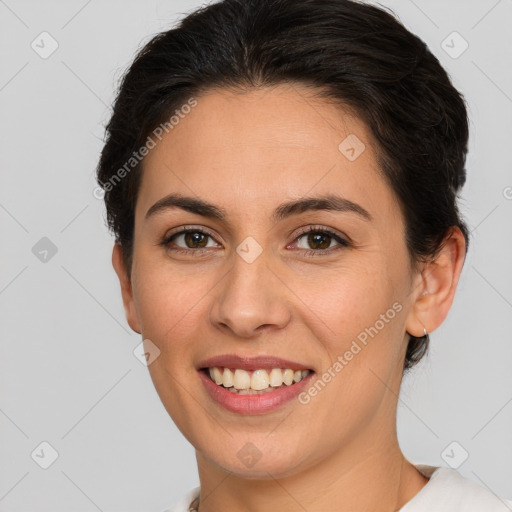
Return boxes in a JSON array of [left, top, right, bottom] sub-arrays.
[[0, 0, 511, 510]]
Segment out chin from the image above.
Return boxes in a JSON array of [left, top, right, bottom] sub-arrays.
[[201, 434, 312, 480], [218, 455, 303, 480]]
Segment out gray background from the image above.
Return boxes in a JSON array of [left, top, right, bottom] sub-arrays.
[[0, 0, 511, 510]]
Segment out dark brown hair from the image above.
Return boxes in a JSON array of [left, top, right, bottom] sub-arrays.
[[96, 0, 470, 372]]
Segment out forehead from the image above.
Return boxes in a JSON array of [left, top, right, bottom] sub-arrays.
[[137, 84, 393, 222], [148, 84, 370, 160]]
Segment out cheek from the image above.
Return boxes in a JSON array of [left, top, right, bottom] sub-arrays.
[[290, 259, 401, 342], [297, 282, 406, 445], [132, 266, 212, 438], [132, 258, 212, 341], [291, 257, 407, 400]]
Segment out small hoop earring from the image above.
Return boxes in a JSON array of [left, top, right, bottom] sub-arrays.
[[405, 327, 430, 341]]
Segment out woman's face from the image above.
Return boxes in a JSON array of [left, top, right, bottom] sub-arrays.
[[119, 84, 424, 478]]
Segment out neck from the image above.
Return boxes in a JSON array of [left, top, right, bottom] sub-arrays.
[[194, 424, 428, 512]]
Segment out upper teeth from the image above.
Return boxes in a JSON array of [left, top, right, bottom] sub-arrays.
[[208, 367, 311, 390]]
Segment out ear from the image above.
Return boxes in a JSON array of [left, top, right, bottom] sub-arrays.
[[405, 227, 466, 337], [112, 243, 141, 334]]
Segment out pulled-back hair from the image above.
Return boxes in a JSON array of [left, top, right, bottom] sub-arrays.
[[96, 0, 470, 372]]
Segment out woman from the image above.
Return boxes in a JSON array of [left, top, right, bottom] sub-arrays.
[[96, 0, 512, 510]]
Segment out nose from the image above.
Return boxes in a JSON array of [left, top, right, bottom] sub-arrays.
[[209, 249, 291, 338]]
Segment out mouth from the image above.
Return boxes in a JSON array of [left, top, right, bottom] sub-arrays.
[[200, 366, 313, 395], [196, 354, 316, 413]]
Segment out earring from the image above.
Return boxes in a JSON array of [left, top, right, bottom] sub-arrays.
[[405, 327, 430, 341]]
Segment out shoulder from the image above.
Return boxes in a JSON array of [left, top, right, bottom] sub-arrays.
[[400, 464, 512, 512], [160, 486, 200, 512]]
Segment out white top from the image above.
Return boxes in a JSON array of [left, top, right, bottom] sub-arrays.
[[161, 464, 512, 512]]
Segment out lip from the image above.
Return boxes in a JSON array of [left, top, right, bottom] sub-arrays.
[[197, 354, 313, 372], [198, 368, 314, 415]]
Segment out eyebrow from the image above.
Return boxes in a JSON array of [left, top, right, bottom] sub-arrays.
[[145, 193, 372, 222]]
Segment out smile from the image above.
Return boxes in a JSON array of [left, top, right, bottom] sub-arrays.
[[204, 367, 312, 394]]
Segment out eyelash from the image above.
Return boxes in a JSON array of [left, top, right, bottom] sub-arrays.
[[160, 225, 350, 258]]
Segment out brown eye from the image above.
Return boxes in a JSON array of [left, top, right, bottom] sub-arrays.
[[295, 228, 349, 254], [304, 232, 332, 250], [162, 228, 219, 253], [181, 231, 209, 248]]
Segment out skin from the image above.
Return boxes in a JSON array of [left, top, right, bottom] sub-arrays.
[[112, 83, 466, 512]]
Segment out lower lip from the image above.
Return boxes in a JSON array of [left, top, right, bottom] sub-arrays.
[[198, 370, 314, 415]]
